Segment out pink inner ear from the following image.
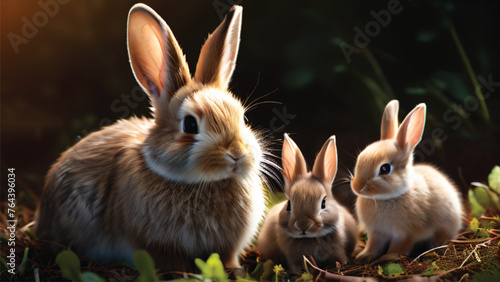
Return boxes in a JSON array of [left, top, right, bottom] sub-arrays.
[[282, 135, 307, 184], [141, 23, 165, 98], [396, 106, 426, 150], [324, 146, 337, 183], [312, 138, 337, 185], [406, 115, 425, 148]]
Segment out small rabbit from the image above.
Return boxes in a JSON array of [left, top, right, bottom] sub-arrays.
[[36, 4, 268, 272], [257, 134, 358, 272], [351, 100, 463, 261]]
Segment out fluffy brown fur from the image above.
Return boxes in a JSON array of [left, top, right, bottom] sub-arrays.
[[257, 135, 358, 272], [36, 4, 267, 272], [351, 100, 463, 261]]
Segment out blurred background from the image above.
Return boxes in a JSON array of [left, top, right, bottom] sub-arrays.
[[2, 0, 499, 209]]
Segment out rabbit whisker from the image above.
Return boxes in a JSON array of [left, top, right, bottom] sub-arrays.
[[242, 72, 261, 108], [243, 84, 280, 113], [245, 101, 282, 113], [259, 164, 283, 190]]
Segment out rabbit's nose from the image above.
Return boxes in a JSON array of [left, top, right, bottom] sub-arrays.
[[228, 150, 244, 161], [294, 219, 314, 233], [227, 141, 247, 160]]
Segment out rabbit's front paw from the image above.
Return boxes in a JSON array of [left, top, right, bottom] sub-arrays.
[[355, 248, 377, 262]]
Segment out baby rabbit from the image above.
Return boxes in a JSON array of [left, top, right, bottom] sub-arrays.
[[351, 100, 463, 261], [257, 134, 358, 272], [36, 4, 267, 272]]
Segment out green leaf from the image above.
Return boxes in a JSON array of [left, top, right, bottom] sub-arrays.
[[404, 87, 428, 95], [56, 250, 83, 281], [378, 263, 404, 277], [207, 253, 227, 281], [488, 192, 500, 213], [469, 189, 486, 217], [474, 186, 491, 208], [260, 259, 275, 281], [377, 265, 384, 276], [469, 217, 480, 234], [18, 247, 29, 274], [133, 250, 158, 282], [431, 70, 470, 101], [195, 258, 207, 273], [485, 220, 498, 230], [488, 166, 500, 193], [385, 263, 404, 276], [469, 218, 489, 238], [421, 262, 441, 276], [250, 261, 264, 280], [82, 272, 105, 282], [297, 272, 314, 282], [195, 253, 228, 282], [478, 229, 489, 238]]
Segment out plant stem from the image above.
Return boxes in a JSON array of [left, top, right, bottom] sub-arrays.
[[362, 48, 395, 100], [448, 21, 491, 124], [345, 65, 389, 113]]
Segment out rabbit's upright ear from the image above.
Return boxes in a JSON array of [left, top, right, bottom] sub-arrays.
[[396, 104, 426, 152], [282, 134, 308, 187], [381, 100, 399, 140], [312, 136, 338, 186], [194, 6, 242, 89], [127, 4, 191, 100]]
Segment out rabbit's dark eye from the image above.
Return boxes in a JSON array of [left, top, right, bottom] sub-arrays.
[[321, 196, 326, 209], [286, 200, 291, 212], [183, 115, 198, 134], [379, 163, 392, 176]]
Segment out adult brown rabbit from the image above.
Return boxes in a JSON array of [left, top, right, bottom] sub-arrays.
[[257, 134, 358, 272], [351, 100, 463, 261], [36, 4, 267, 272]]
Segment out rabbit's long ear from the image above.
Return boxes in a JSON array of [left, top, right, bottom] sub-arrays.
[[127, 4, 191, 100], [282, 134, 308, 187], [396, 104, 426, 151], [381, 100, 399, 140], [194, 5, 242, 89], [312, 136, 338, 187]]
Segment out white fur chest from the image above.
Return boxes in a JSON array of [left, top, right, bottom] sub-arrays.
[[357, 175, 432, 240]]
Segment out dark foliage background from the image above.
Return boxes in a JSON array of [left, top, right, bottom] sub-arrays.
[[1, 0, 499, 208]]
